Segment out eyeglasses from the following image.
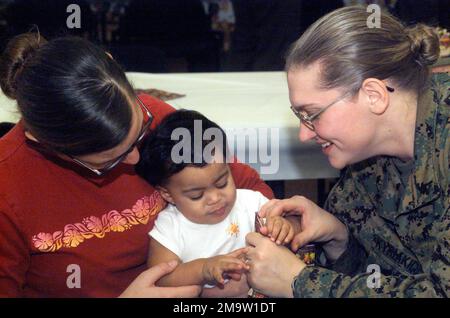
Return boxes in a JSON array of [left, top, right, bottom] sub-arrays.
[[68, 95, 153, 176], [290, 85, 394, 131]]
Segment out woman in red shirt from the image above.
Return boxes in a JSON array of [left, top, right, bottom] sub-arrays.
[[0, 33, 273, 297]]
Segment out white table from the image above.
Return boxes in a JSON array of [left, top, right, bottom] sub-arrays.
[[0, 72, 340, 181]]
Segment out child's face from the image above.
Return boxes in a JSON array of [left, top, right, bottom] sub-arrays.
[[160, 162, 237, 224]]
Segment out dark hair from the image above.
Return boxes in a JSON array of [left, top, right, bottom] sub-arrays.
[[136, 110, 228, 187], [286, 6, 440, 94], [0, 32, 135, 156]]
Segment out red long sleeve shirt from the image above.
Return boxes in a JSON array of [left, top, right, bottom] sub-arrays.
[[0, 95, 273, 297]]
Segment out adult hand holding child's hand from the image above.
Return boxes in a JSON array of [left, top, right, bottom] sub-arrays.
[[260, 214, 298, 245], [258, 196, 349, 261]]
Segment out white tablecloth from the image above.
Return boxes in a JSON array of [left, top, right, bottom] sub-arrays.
[[0, 71, 340, 181]]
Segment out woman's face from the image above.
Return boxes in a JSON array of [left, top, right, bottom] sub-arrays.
[[287, 64, 379, 169]]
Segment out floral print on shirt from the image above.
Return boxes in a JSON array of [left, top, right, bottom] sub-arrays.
[[32, 193, 165, 252]]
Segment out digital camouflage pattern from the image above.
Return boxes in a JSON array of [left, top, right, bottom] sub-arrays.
[[293, 72, 450, 297]]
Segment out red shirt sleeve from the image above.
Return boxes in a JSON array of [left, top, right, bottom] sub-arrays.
[[138, 94, 176, 130], [0, 198, 29, 297], [229, 161, 274, 199]]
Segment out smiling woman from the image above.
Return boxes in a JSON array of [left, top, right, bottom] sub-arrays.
[[246, 5, 450, 298], [285, 4, 440, 169]]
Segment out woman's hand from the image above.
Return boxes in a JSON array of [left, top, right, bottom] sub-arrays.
[[119, 261, 202, 298], [259, 196, 349, 262], [245, 232, 305, 298]]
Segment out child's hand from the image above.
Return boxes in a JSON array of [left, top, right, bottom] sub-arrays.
[[265, 216, 295, 245], [202, 248, 249, 285]]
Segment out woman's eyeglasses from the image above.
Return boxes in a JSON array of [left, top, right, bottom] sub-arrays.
[[290, 85, 394, 131], [28, 95, 153, 176]]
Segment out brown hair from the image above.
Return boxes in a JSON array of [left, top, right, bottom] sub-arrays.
[[286, 6, 440, 94], [0, 32, 47, 99], [0, 32, 135, 156]]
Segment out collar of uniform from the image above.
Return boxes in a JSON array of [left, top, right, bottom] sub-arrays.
[[397, 86, 441, 215]]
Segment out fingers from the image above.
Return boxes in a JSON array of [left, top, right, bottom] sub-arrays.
[[291, 231, 310, 252], [214, 257, 249, 284], [142, 260, 179, 285], [227, 248, 250, 272], [267, 217, 279, 242], [258, 199, 280, 218], [258, 196, 311, 237], [214, 262, 241, 284], [222, 258, 247, 272], [265, 217, 294, 245], [213, 268, 226, 285], [262, 196, 310, 220], [274, 221, 291, 245], [246, 232, 265, 247], [285, 224, 295, 244], [227, 247, 249, 258]]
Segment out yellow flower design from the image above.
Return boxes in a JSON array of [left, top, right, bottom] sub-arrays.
[[226, 222, 240, 237]]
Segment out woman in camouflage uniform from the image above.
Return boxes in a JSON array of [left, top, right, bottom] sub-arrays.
[[246, 6, 449, 297]]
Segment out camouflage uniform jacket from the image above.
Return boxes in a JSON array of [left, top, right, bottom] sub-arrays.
[[293, 73, 450, 297]]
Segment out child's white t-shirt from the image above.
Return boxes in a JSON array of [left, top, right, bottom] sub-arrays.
[[149, 189, 269, 264]]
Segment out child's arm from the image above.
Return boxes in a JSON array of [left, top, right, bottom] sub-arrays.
[[147, 239, 249, 287]]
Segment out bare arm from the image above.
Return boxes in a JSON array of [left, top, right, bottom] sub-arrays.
[[147, 239, 206, 286], [147, 239, 249, 287], [119, 261, 201, 298]]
